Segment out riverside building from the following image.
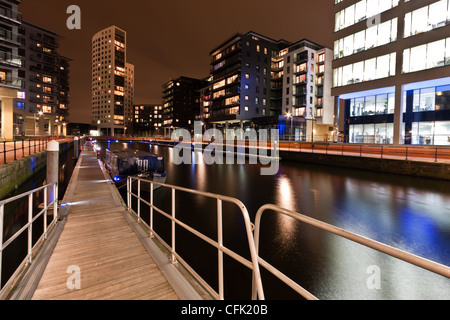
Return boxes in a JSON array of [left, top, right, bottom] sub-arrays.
[[91, 26, 134, 136], [0, 0, 22, 140], [132, 104, 163, 136], [16, 21, 70, 137], [207, 31, 287, 134], [332, 0, 450, 145], [162, 76, 202, 137], [278, 39, 334, 141], [206, 31, 334, 141]]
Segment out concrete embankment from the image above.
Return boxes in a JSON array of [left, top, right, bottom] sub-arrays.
[[280, 150, 450, 181], [0, 140, 74, 199]]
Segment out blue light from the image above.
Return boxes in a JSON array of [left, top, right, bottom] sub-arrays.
[[114, 176, 121, 182]]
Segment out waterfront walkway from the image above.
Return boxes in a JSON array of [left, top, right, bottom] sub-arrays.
[[0, 137, 73, 165], [27, 142, 184, 300]]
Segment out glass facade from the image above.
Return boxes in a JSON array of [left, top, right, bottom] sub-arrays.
[[404, 85, 450, 146], [333, 53, 396, 87], [334, 0, 450, 145]]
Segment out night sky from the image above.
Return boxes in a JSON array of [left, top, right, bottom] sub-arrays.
[[19, 0, 334, 124]]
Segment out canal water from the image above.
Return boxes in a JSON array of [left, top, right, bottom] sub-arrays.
[[101, 140, 450, 300], [1, 144, 76, 289]]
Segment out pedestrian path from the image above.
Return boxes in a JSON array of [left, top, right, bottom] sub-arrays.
[[30, 142, 182, 300]]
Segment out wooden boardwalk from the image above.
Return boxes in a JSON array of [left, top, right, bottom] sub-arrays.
[[30, 143, 180, 300]]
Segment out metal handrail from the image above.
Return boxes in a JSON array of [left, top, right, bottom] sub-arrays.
[[251, 204, 450, 300], [0, 183, 58, 298], [126, 176, 265, 300], [0, 137, 59, 165]]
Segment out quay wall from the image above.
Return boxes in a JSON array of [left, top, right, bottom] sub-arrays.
[[279, 150, 450, 181], [0, 140, 74, 200]]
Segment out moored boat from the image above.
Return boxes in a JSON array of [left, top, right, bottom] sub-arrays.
[[103, 149, 167, 190]]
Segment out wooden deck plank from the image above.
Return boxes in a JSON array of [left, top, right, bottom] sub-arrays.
[[31, 147, 179, 300]]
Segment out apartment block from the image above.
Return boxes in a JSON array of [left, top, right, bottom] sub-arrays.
[[16, 21, 70, 136], [92, 26, 134, 136], [162, 76, 202, 136], [332, 0, 450, 145], [279, 39, 334, 141], [132, 104, 163, 136], [0, 0, 22, 140], [208, 32, 287, 132], [205, 31, 334, 141]]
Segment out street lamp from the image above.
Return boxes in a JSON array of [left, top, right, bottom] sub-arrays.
[[286, 112, 293, 141], [35, 111, 43, 136]]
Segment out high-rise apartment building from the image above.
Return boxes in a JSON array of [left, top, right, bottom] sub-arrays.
[[0, 0, 23, 140], [91, 26, 134, 136], [162, 76, 202, 136], [332, 0, 450, 145], [15, 21, 70, 136], [132, 104, 163, 136], [208, 32, 286, 131], [279, 39, 334, 141], [206, 31, 334, 141]]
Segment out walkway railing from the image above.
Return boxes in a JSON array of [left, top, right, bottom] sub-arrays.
[[126, 176, 265, 300], [0, 183, 58, 298], [251, 204, 450, 300], [0, 137, 60, 165], [278, 141, 450, 163], [141, 137, 450, 163], [127, 177, 450, 300]]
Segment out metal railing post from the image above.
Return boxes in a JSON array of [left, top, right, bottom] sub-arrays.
[[28, 193, 33, 264], [137, 179, 141, 223], [171, 188, 176, 263], [44, 185, 48, 239], [127, 177, 131, 211], [150, 182, 154, 238], [53, 183, 58, 223], [0, 204, 4, 288], [217, 199, 224, 300]]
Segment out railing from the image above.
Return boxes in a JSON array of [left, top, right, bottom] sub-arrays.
[[126, 176, 265, 300], [127, 177, 450, 300], [278, 141, 450, 163], [251, 204, 450, 300], [0, 183, 58, 298], [0, 137, 59, 165], [144, 137, 450, 163]]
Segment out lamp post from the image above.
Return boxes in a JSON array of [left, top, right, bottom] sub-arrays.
[[34, 111, 43, 136], [286, 112, 293, 141]]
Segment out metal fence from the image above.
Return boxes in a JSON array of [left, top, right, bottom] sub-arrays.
[[0, 183, 58, 298], [127, 177, 450, 300], [277, 141, 450, 162], [252, 204, 450, 300], [0, 137, 59, 165], [126, 176, 265, 300]]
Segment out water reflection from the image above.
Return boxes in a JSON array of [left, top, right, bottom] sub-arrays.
[[97, 141, 450, 299]]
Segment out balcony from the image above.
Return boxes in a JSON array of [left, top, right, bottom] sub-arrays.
[[0, 51, 23, 67], [29, 33, 58, 48], [0, 29, 22, 46], [0, 76, 24, 89], [0, 5, 22, 23]]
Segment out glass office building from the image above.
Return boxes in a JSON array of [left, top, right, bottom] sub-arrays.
[[332, 0, 450, 145]]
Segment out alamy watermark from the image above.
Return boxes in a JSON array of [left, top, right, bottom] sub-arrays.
[[366, 265, 381, 290], [66, 5, 81, 30], [172, 121, 280, 176], [66, 265, 81, 290]]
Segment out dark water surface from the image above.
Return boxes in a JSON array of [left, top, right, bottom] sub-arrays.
[[105, 141, 450, 299]]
